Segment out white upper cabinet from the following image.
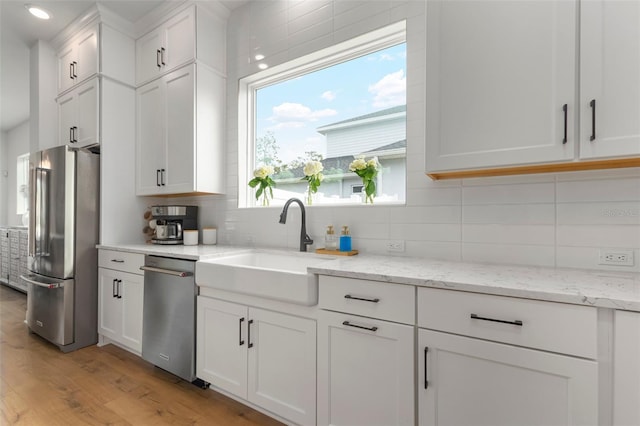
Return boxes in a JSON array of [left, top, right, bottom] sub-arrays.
[[136, 64, 225, 196], [580, 1, 640, 159], [425, 0, 576, 174], [57, 24, 99, 94], [136, 7, 195, 85], [57, 78, 99, 148], [425, 0, 640, 178]]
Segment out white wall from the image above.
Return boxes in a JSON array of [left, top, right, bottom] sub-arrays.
[[170, 0, 640, 272]]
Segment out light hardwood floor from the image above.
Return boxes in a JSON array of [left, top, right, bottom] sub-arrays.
[[0, 285, 283, 425]]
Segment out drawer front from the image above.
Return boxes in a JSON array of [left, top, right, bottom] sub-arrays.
[[319, 275, 415, 324], [418, 287, 597, 359], [98, 249, 144, 275]]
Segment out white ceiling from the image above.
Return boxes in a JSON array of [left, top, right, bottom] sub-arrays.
[[0, 0, 246, 132]]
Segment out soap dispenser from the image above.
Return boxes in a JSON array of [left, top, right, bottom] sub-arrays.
[[339, 226, 352, 252], [325, 225, 337, 250]]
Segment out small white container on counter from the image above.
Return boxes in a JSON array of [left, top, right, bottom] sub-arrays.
[[183, 230, 198, 246], [202, 227, 217, 245]]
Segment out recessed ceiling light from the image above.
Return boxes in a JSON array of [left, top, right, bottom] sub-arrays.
[[254, 54, 265, 61], [258, 63, 268, 70], [25, 4, 51, 20]]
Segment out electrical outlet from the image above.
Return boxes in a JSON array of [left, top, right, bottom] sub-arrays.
[[598, 249, 634, 266], [386, 240, 405, 252]]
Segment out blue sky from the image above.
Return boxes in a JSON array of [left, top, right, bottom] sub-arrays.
[[255, 43, 407, 164]]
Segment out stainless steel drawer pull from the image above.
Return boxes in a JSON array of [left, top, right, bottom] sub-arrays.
[[470, 313, 523, 326], [139, 266, 193, 277], [344, 294, 380, 303], [342, 320, 378, 332]]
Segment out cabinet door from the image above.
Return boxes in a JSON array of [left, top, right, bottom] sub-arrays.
[[197, 297, 248, 399], [74, 26, 98, 84], [98, 268, 123, 340], [58, 91, 76, 146], [317, 310, 414, 426], [57, 44, 76, 94], [425, 0, 576, 173], [248, 308, 316, 426], [136, 79, 166, 195], [162, 8, 195, 72], [136, 28, 164, 85], [164, 65, 195, 194], [75, 78, 99, 148], [613, 310, 640, 426], [580, 1, 640, 159], [418, 329, 598, 426], [119, 272, 144, 353]]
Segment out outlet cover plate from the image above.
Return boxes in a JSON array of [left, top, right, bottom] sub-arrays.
[[386, 240, 405, 252], [598, 249, 634, 266]]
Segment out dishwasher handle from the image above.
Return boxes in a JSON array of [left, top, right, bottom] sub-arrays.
[[139, 265, 193, 277]]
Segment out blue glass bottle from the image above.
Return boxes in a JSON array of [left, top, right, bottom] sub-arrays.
[[339, 226, 351, 252]]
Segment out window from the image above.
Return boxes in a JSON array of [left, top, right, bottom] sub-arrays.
[[16, 153, 29, 215], [239, 22, 406, 207]]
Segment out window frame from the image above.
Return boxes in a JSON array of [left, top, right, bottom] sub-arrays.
[[238, 20, 407, 208]]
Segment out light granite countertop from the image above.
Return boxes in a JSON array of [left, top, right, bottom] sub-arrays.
[[98, 244, 640, 312], [97, 243, 252, 261], [308, 255, 640, 312]]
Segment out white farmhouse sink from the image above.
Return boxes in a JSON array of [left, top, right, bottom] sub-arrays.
[[195, 250, 335, 306]]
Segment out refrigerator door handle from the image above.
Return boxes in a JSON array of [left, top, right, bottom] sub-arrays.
[[34, 168, 51, 257], [20, 275, 61, 289]]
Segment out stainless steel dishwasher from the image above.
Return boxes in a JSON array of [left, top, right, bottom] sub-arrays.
[[140, 255, 207, 387]]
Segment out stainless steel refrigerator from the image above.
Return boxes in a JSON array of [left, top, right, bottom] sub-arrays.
[[21, 145, 99, 352]]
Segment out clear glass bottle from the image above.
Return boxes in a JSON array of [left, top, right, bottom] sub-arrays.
[[339, 226, 352, 252], [325, 225, 337, 250]]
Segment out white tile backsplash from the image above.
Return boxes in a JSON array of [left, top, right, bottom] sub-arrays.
[[167, 1, 640, 272]]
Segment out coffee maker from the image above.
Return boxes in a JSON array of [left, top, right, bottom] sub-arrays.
[[151, 205, 198, 245]]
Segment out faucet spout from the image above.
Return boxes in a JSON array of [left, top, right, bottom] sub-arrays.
[[279, 198, 313, 252]]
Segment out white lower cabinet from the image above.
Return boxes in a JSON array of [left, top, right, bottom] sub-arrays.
[[197, 296, 316, 425], [317, 310, 414, 426], [613, 310, 640, 426], [97, 249, 144, 354], [418, 329, 598, 426], [417, 287, 598, 426], [317, 276, 415, 426]]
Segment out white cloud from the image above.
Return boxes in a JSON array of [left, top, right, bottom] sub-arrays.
[[368, 70, 406, 108], [268, 102, 337, 129], [379, 53, 395, 61], [321, 90, 336, 101]]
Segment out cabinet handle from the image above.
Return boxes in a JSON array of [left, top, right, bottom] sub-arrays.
[[160, 47, 166, 66], [344, 294, 380, 303], [73, 126, 78, 143], [342, 320, 378, 332], [69, 63, 74, 80], [470, 313, 523, 326], [69, 127, 74, 143], [72, 61, 77, 78], [110, 259, 124, 263], [112, 279, 117, 298], [590, 99, 596, 141], [156, 169, 161, 186], [156, 49, 161, 68], [239, 317, 245, 346], [161, 169, 166, 186], [248, 319, 254, 348], [117, 279, 122, 299], [562, 104, 568, 144], [424, 346, 429, 389]]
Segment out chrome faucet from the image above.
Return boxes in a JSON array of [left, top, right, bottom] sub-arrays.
[[279, 198, 313, 252]]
